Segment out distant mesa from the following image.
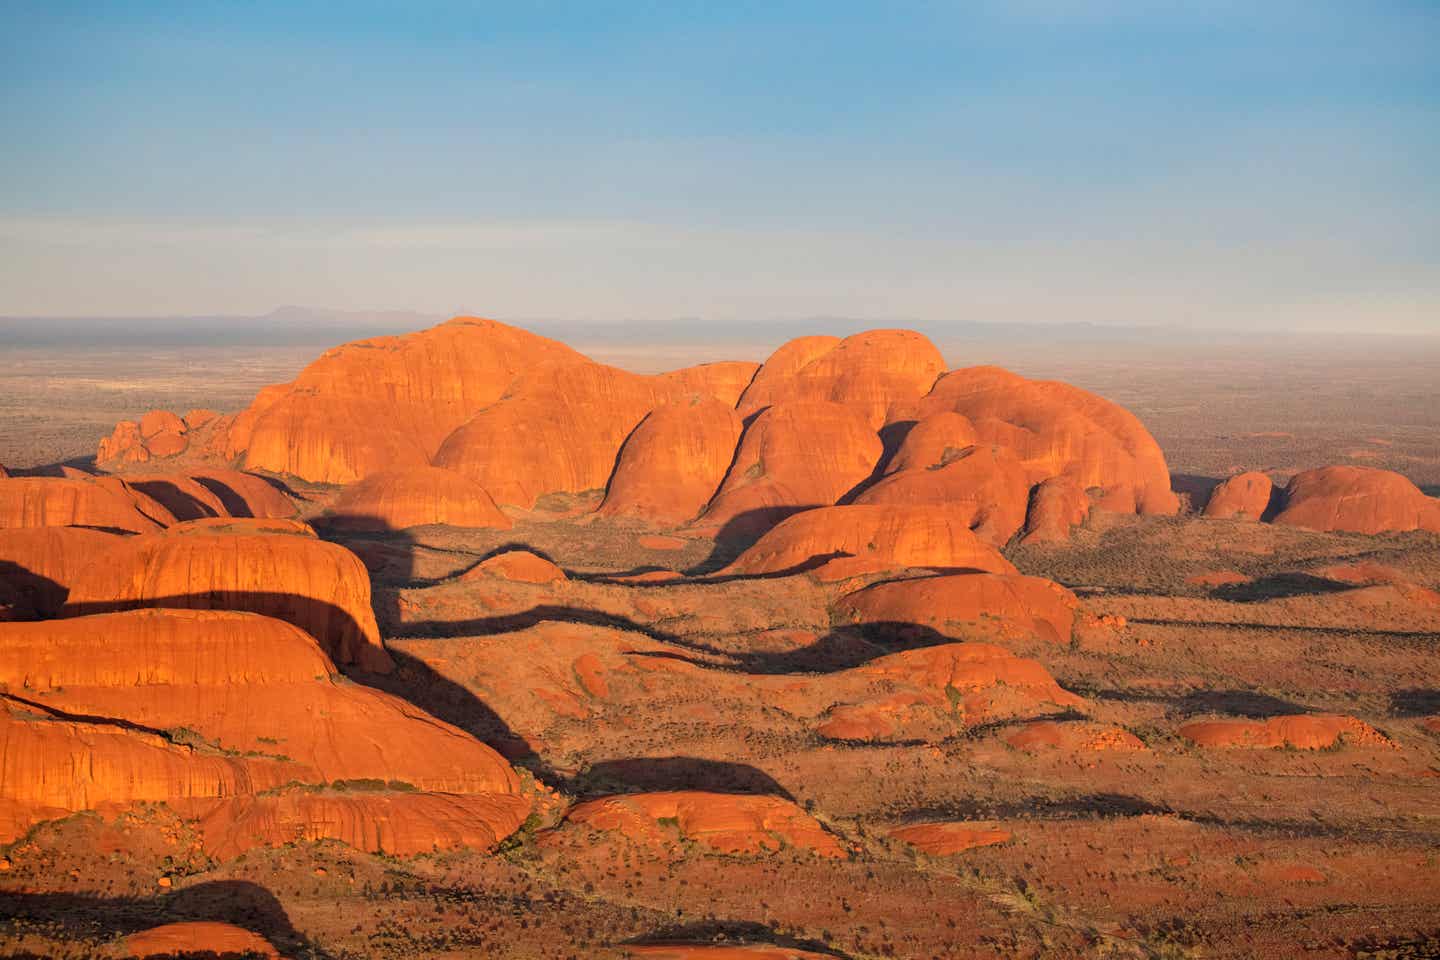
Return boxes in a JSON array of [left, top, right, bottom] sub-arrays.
[[1271, 465, 1440, 535], [327, 466, 511, 531], [1203, 471, 1273, 521]]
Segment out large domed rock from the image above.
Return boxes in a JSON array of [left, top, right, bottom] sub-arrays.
[[123, 923, 281, 959], [598, 397, 744, 526], [328, 466, 511, 530], [834, 573, 1080, 644], [62, 520, 391, 672], [0, 527, 124, 616], [1204, 471, 1273, 521], [0, 609, 528, 847], [877, 411, 979, 476], [897, 366, 1179, 519], [737, 330, 946, 429], [853, 444, 1031, 546], [1018, 475, 1090, 544], [434, 362, 712, 508], [695, 401, 881, 538], [0, 476, 168, 533], [1272, 466, 1440, 535], [722, 504, 1018, 582], [655, 360, 761, 407], [239, 318, 590, 484]]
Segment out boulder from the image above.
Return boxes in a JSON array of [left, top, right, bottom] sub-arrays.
[[1204, 471, 1273, 521], [1272, 466, 1440, 534]]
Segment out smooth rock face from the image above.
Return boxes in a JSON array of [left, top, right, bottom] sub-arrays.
[[736, 329, 946, 429], [900, 365, 1179, 518], [834, 572, 1080, 644], [561, 790, 843, 857], [1178, 714, 1393, 750], [123, 921, 282, 958], [722, 504, 1018, 581], [1204, 471, 1274, 520], [598, 397, 745, 525], [696, 401, 882, 538], [0, 609, 526, 848], [0, 477, 168, 534], [854, 444, 1031, 546], [462, 550, 566, 584], [878, 411, 980, 476], [1272, 466, 1440, 534], [0, 526, 124, 617], [62, 522, 392, 672], [184, 469, 298, 519], [328, 466, 511, 531], [241, 317, 590, 484], [1019, 475, 1091, 544]]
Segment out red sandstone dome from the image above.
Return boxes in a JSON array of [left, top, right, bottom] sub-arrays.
[[853, 443, 1031, 546], [893, 365, 1180, 519], [1019, 475, 1090, 544], [123, 922, 282, 959], [877, 411, 979, 475], [0, 526, 124, 616], [736, 329, 946, 429], [1272, 466, 1440, 535], [328, 465, 511, 530], [695, 401, 882, 537], [0, 609, 528, 848], [721, 504, 1018, 581], [1204, 471, 1273, 520], [433, 359, 738, 508], [0, 476, 168, 533], [598, 396, 744, 525], [834, 572, 1080, 644], [1178, 714, 1393, 750], [62, 520, 391, 672]]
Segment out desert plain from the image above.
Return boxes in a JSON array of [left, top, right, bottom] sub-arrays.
[[1, 318, 1438, 960]]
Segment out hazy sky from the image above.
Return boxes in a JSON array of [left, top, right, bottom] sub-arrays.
[[2, 1, 1437, 332]]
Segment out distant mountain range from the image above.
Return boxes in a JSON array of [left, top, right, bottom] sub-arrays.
[[1, 306, 1434, 350]]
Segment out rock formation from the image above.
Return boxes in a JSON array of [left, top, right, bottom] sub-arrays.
[[1178, 714, 1393, 750], [1272, 466, 1440, 534], [721, 504, 1018, 581], [0, 476, 168, 534], [0, 526, 124, 616], [695, 401, 881, 537], [833, 572, 1080, 644], [560, 791, 843, 857], [853, 443, 1031, 546], [461, 550, 566, 584], [890, 821, 1011, 855], [328, 466, 511, 530], [1019, 475, 1091, 544], [123, 922, 282, 959], [1204, 471, 1273, 520], [736, 330, 946, 429], [62, 520, 391, 672], [598, 397, 744, 525]]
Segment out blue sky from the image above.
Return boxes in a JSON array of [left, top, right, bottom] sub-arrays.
[[2, 1, 1437, 331]]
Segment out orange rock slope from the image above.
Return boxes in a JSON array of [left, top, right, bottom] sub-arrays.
[[1272, 466, 1440, 534], [1204, 471, 1273, 520], [0, 476, 168, 534], [695, 401, 881, 537], [0, 609, 528, 849], [721, 504, 1018, 581], [1178, 714, 1394, 750], [0, 526, 124, 617], [598, 397, 744, 525], [853, 443, 1031, 546], [62, 519, 391, 672], [834, 572, 1079, 644], [327, 466, 511, 530], [122, 922, 282, 959]]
